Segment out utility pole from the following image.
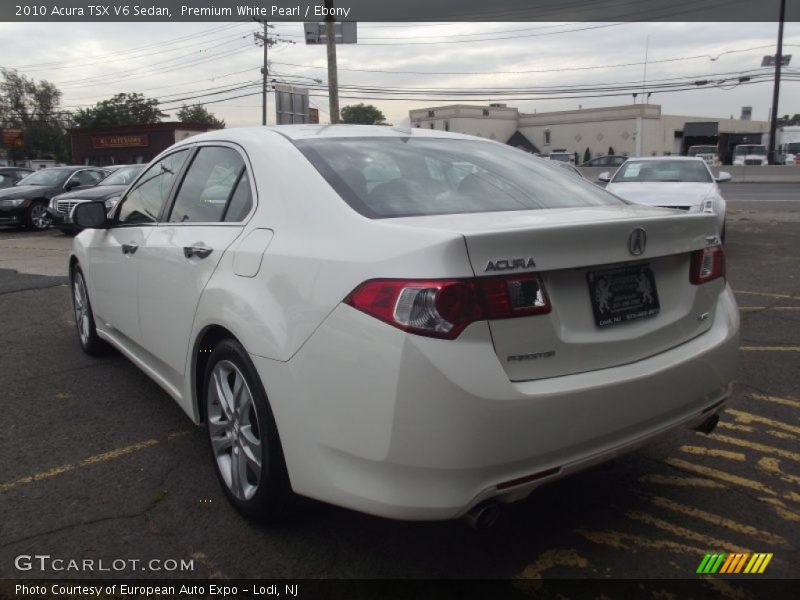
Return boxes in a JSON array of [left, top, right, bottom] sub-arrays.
[[325, 0, 340, 123], [768, 0, 786, 164], [254, 20, 275, 126]]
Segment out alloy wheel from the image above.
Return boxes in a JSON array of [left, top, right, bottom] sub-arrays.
[[207, 360, 263, 501], [73, 272, 90, 346], [30, 203, 51, 230]]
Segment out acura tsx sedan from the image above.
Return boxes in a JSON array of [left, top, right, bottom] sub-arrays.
[[68, 126, 739, 524]]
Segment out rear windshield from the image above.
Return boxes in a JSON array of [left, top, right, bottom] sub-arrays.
[[295, 137, 623, 218], [735, 145, 766, 155], [612, 160, 713, 183]]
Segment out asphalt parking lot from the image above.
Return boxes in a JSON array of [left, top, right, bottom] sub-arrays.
[[0, 183, 797, 586]]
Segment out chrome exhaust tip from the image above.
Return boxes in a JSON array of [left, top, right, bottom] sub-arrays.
[[463, 501, 502, 531], [693, 413, 720, 435]]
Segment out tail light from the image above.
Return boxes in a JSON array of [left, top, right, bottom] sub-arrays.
[[345, 274, 551, 340], [690, 245, 726, 284]]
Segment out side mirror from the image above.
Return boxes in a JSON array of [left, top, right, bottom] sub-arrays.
[[71, 201, 109, 229], [597, 172, 612, 183], [715, 172, 732, 183], [65, 179, 82, 191]]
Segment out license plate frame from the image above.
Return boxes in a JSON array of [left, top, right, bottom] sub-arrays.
[[587, 264, 660, 328]]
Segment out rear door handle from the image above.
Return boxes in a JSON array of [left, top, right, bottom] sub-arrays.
[[184, 246, 213, 259], [121, 243, 138, 255]]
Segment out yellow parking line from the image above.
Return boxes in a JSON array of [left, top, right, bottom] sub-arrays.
[[639, 474, 726, 488], [575, 529, 705, 555], [759, 497, 800, 523], [515, 549, 590, 581], [725, 409, 800, 437], [739, 306, 800, 311], [751, 393, 800, 409], [0, 439, 159, 493], [717, 422, 755, 433], [680, 445, 746, 461], [710, 433, 800, 462], [758, 457, 800, 486], [664, 458, 778, 496], [649, 496, 786, 545], [734, 290, 800, 301], [626, 511, 748, 552], [740, 346, 800, 352]]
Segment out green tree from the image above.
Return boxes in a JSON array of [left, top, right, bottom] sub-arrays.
[[176, 104, 225, 129], [340, 103, 386, 125], [0, 69, 69, 161], [777, 114, 800, 126], [583, 148, 591, 163], [607, 146, 615, 155], [73, 92, 166, 128]]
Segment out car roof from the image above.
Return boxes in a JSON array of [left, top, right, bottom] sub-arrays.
[[175, 124, 487, 147], [621, 156, 706, 162]]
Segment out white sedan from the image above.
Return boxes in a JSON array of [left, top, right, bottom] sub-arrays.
[[600, 156, 731, 241], [68, 126, 739, 526]]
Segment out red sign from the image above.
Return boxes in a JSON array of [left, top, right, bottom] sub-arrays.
[[308, 108, 319, 124], [92, 135, 149, 149], [2, 128, 24, 148]]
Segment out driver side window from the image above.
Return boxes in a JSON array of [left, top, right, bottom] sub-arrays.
[[117, 150, 189, 225]]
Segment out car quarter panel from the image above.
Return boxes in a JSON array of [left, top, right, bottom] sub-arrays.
[[250, 284, 739, 520]]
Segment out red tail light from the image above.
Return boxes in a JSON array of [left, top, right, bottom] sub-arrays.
[[690, 245, 726, 284], [345, 274, 551, 340]]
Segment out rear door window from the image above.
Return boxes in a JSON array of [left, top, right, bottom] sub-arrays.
[[168, 146, 247, 223]]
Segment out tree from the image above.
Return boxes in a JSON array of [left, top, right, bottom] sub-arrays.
[[0, 69, 69, 161], [607, 146, 615, 155], [777, 114, 800, 126], [176, 104, 225, 129], [340, 103, 386, 125], [583, 147, 591, 163], [72, 92, 166, 128]]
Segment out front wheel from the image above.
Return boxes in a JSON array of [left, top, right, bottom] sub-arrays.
[[71, 265, 108, 355], [205, 339, 295, 522], [26, 201, 51, 230]]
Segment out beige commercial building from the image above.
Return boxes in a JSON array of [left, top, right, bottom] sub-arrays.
[[409, 103, 768, 163]]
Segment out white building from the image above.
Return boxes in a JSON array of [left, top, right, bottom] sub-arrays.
[[409, 103, 768, 163]]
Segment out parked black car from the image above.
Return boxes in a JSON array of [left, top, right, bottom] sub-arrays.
[[49, 164, 145, 233], [0, 166, 109, 230], [0, 167, 34, 189], [581, 155, 629, 168]]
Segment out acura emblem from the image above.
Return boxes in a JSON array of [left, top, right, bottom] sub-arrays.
[[628, 228, 646, 256]]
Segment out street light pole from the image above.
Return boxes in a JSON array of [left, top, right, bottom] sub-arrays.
[[325, 0, 340, 123], [768, 0, 786, 164]]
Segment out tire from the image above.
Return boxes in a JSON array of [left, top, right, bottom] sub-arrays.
[[720, 223, 727, 244], [204, 338, 295, 522], [26, 201, 51, 230], [71, 265, 109, 356], [59, 228, 78, 236]]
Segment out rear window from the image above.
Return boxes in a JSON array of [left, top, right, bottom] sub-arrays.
[[612, 160, 712, 183], [295, 137, 623, 218]]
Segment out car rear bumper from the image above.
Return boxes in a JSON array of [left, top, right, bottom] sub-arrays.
[[252, 285, 739, 520]]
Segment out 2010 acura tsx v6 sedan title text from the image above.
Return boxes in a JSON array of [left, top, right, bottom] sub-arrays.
[[68, 126, 739, 524]]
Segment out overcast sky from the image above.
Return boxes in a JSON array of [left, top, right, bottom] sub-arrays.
[[0, 21, 797, 127]]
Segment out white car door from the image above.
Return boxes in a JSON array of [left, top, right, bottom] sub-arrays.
[[89, 149, 191, 344], [136, 144, 255, 383]]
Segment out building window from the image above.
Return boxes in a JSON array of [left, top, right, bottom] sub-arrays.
[[444, 120, 450, 132], [482, 108, 490, 116], [544, 129, 551, 145], [415, 124, 420, 128], [429, 122, 435, 129], [427, 110, 435, 118]]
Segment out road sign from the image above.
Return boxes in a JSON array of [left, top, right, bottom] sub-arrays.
[[275, 84, 310, 125], [303, 22, 357, 44], [761, 54, 792, 67], [1, 128, 24, 148]]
